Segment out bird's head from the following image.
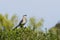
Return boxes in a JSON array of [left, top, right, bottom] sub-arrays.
[[23, 15, 27, 18], [23, 15, 27, 17], [23, 15, 27, 16]]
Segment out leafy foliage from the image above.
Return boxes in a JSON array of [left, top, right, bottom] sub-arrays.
[[29, 17, 44, 31], [0, 14, 18, 31], [0, 14, 60, 40]]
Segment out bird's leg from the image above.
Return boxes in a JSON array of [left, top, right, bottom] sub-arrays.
[[20, 24, 24, 28]]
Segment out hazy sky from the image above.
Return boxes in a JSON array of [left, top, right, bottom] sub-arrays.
[[0, 0, 60, 30]]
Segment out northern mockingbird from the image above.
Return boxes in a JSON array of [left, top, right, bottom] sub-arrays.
[[13, 15, 27, 30]]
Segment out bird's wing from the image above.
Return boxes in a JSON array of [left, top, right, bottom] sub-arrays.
[[19, 19, 23, 25]]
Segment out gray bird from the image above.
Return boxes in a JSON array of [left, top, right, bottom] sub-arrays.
[[13, 15, 27, 30]]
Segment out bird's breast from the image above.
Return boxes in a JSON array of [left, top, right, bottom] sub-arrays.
[[22, 19, 27, 24]]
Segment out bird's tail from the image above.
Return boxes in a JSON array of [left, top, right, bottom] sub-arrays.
[[13, 25, 19, 30]]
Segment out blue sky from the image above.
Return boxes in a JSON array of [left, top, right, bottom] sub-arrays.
[[0, 0, 60, 30]]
